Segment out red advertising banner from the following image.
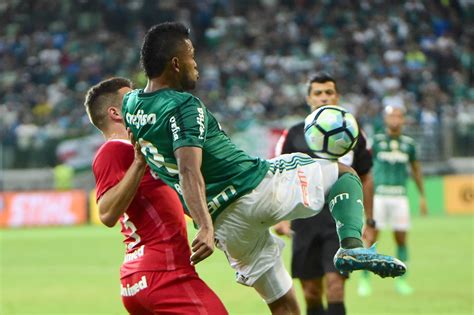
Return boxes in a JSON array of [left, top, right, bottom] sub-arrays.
[[0, 190, 87, 228]]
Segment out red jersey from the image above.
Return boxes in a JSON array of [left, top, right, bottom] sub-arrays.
[[93, 140, 192, 278]]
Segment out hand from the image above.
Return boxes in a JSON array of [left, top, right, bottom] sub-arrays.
[[127, 128, 146, 167], [274, 221, 293, 238], [419, 196, 428, 216], [190, 226, 215, 265]]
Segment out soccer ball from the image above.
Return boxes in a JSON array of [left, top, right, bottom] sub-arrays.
[[304, 105, 359, 159]]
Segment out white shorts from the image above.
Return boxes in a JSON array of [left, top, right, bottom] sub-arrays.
[[373, 194, 410, 231], [214, 153, 338, 302]]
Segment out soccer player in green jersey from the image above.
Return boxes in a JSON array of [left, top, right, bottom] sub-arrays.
[[123, 22, 406, 314], [358, 106, 428, 297]]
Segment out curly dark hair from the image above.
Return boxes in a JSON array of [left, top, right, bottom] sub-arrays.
[[141, 22, 191, 79]]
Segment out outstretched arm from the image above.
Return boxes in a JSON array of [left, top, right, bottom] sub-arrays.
[[360, 171, 374, 222], [175, 146, 214, 265], [360, 171, 376, 244]]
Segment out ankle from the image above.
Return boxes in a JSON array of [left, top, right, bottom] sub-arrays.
[[341, 237, 363, 249]]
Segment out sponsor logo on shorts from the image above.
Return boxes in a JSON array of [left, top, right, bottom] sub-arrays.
[[297, 169, 309, 206], [124, 245, 145, 263], [236, 272, 250, 286], [121, 275, 148, 297], [329, 193, 349, 212]]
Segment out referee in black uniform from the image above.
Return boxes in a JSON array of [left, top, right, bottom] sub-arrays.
[[274, 72, 376, 315]]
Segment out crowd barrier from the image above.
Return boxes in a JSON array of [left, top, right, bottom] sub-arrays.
[[0, 190, 87, 228], [0, 175, 471, 228]]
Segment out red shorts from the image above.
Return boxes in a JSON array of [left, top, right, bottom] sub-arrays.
[[120, 268, 228, 315]]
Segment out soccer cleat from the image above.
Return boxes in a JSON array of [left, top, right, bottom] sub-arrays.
[[357, 277, 372, 297], [395, 278, 414, 295], [333, 244, 406, 278]]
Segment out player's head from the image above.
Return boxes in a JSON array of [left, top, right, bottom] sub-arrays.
[[306, 72, 339, 112], [84, 77, 132, 132], [384, 105, 406, 134], [141, 22, 198, 91]]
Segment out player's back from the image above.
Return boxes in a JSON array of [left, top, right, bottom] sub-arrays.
[[123, 88, 270, 220], [93, 140, 191, 278]]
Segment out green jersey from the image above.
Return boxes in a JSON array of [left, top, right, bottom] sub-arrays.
[[122, 88, 270, 221], [372, 133, 417, 196]]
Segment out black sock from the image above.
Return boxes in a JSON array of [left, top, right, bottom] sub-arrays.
[[341, 237, 363, 249], [307, 304, 326, 315], [327, 302, 345, 315]]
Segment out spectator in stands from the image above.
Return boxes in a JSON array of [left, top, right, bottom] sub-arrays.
[[0, 0, 471, 168]]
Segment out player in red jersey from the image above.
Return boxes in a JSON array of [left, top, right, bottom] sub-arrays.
[[84, 77, 227, 315]]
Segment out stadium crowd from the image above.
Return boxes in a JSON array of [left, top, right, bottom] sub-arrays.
[[0, 0, 472, 168]]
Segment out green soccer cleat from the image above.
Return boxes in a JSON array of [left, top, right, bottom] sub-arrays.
[[357, 277, 372, 297], [333, 244, 407, 278], [395, 278, 414, 295]]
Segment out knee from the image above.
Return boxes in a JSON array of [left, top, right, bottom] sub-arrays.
[[337, 162, 357, 177], [268, 289, 300, 315], [326, 277, 345, 302], [302, 284, 323, 306], [270, 300, 300, 315]]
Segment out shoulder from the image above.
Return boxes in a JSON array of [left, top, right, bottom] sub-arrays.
[[289, 121, 305, 131], [161, 91, 204, 115], [179, 92, 205, 110], [122, 89, 140, 115], [166, 90, 201, 105], [284, 121, 305, 142], [288, 121, 305, 135], [127, 89, 200, 106], [400, 135, 415, 144], [93, 140, 133, 168], [98, 139, 132, 153], [122, 89, 139, 105], [176, 90, 198, 100], [125, 89, 139, 98]]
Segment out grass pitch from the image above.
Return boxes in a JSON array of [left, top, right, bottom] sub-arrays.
[[1, 215, 472, 314]]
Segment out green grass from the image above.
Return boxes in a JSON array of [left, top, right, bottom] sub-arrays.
[[1, 215, 473, 314]]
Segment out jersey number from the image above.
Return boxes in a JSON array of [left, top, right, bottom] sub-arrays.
[[138, 139, 179, 176], [122, 213, 141, 250]]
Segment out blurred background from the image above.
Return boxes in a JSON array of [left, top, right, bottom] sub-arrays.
[[0, 0, 472, 314]]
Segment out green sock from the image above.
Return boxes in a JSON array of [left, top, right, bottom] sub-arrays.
[[397, 245, 408, 278], [327, 173, 364, 248], [397, 245, 408, 262]]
